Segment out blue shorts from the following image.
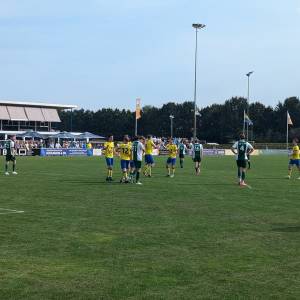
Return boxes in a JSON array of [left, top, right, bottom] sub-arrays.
[[121, 160, 130, 170], [105, 158, 114, 167], [167, 157, 176, 166], [289, 159, 300, 167], [145, 154, 154, 165]]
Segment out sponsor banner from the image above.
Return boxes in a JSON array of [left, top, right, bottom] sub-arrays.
[[40, 148, 88, 156], [159, 149, 225, 156], [259, 149, 288, 155], [93, 149, 102, 156], [203, 149, 225, 156]]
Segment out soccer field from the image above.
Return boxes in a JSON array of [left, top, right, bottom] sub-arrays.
[[0, 155, 299, 299]]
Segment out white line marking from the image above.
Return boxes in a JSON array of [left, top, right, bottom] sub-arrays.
[[0, 208, 24, 215]]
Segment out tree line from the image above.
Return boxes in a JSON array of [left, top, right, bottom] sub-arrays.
[[58, 96, 300, 143]]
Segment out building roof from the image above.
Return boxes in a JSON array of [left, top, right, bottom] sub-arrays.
[[0, 100, 77, 109], [0, 100, 77, 122]]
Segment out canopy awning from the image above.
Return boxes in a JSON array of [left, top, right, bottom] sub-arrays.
[[41, 108, 61, 122], [25, 107, 45, 122], [17, 131, 45, 139], [0, 106, 10, 120], [49, 131, 75, 139], [76, 132, 106, 139], [0, 105, 61, 122], [7, 106, 28, 121]]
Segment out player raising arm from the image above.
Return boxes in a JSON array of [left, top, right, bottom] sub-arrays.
[[231, 133, 254, 186], [287, 138, 300, 179], [166, 138, 178, 178], [4, 135, 18, 175], [103, 135, 115, 181], [191, 138, 203, 175]]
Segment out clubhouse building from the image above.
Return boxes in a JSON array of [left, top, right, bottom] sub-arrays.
[[0, 100, 77, 139]]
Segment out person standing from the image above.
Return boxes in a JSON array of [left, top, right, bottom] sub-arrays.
[[5, 135, 18, 175], [131, 136, 145, 185], [117, 136, 132, 183], [231, 133, 254, 186], [103, 135, 115, 181], [166, 138, 178, 178], [191, 139, 203, 175], [144, 135, 156, 177], [178, 139, 188, 168], [287, 138, 300, 179]]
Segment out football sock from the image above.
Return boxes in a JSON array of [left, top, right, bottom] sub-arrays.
[[5, 163, 8, 172], [248, 161, 251, 169], [241, 171, 245, 181], [13, 163, 16, 172], [149, 167, 152, 176], [238, 169, 241, 179], [136, 171, 140, 182], [172, 168, 175, 175], [144, 166, 148, 175], [180, 160, 183, 168]]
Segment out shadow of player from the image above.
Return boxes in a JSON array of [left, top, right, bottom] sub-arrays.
[[271, 225, 300, 233]]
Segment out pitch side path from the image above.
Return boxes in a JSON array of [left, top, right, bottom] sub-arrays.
[[0, 156, 299, 299]]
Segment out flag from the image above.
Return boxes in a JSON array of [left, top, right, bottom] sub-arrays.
[[244, 112, 253, 126], [136, 98, 141, 120], [287, 111, 293, 126]]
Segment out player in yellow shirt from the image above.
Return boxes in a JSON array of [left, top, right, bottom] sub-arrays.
[[166, 138, 178, 178], [287, 138, 300, 179], [103, 135, 115, 181], [143, 135, 157, 177], [118, 135, 132, 183]]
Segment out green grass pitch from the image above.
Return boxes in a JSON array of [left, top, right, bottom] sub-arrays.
[[0, 155, 300, 299]]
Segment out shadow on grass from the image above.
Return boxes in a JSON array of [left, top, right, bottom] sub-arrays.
[[251, 177, 287, 180], [176, 183, 234, 186], [271, 225, 300, 232], [59, 179, 120, 185]]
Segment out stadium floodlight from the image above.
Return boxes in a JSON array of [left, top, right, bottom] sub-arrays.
[[245, 71, 254, 140], [192, 24, 206, 30], [169, 115, 175, 138], [192, 23, 206, 142]]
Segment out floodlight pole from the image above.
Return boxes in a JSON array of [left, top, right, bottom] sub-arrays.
[[169, 115, 174, 138], [70, 108, 73, 132], [246, 71, 253, 140], [192, 23, 206, 141]]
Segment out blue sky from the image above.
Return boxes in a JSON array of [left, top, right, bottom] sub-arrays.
[[0, 0, 299, 110]]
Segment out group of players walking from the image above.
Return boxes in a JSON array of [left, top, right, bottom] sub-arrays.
[[103, 135, 203, 185], [3, 133, 300, 186]]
